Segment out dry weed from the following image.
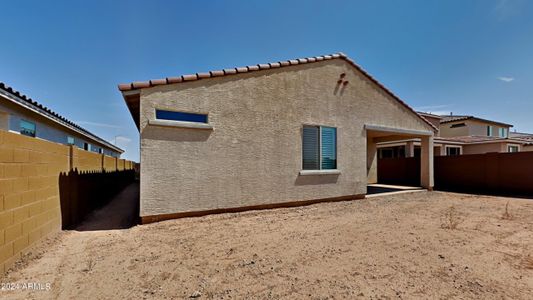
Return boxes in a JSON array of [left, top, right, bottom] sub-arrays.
[[441, 206, 463, 230], [501, 201, 513, 220], [83, 259, 95, 272]]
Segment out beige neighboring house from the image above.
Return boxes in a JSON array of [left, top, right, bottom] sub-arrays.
[[509, 131, 533, 152], [119, 52, 438, 222], [377, 113, 529, 158]]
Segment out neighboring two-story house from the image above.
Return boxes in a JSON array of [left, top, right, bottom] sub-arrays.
[[0, 82, 123, 157], [377, 113, 529, 158]]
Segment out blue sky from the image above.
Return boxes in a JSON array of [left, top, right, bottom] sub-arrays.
[[1, 0, 532, 161]]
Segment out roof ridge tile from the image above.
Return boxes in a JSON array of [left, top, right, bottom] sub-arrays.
[[117, 52, 437, 131]]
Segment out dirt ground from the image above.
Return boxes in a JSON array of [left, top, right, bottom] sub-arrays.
[[1, 188, 532, 299]]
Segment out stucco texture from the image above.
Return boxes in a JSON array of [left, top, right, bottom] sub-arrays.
[[139, 59, 433, 216]]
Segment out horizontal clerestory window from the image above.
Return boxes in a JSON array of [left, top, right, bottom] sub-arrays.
[[155, 109, 208, 124], [302, 125, 337, 170]]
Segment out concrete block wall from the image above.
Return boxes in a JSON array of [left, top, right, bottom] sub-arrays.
[[103, 155, 117, 171], [0, 131, 68, 273], [0, 130, 135, 274], [118, 159, 126, 171], [71, 147, 103, 172]]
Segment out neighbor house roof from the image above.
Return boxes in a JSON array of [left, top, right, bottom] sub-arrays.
[[436, 135, 526, 144], [118, 52, 438, 132], [379, 135, 528, 147], [509, 132, 533, 145], [440, 115, 513, 127], [0, 82, 124, 153], [417, 112, 443, 119]]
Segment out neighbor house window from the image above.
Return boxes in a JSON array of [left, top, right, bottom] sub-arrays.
[[450, 123, 466, 128], [302, 125, 337, 170], [446, 146, 461, 156], [67, 136, 75, 145], [98, 148, 103, 154], [487, 125, 493, 136], [499, 128, 507, 138], [20, 120, 36, 137], [155, 109, 208, 123], [508, 145, 519, 153], [84, 143, 91, 151]]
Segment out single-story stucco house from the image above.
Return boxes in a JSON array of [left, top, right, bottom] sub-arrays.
[[119, 52, 437, 223], [0, 82, 123, 157]]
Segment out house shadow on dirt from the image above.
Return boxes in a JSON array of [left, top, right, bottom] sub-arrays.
[[59, 169, 139, 231]]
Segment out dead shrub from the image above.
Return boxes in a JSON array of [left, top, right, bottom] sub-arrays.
[[441, 206, 463, 230], [83, 259, 95, 272], [501, 201, 513, 220]]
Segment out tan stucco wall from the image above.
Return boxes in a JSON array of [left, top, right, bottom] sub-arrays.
[[439, 121, 470, 137], [440, 119, 509, 138], [521, 145, 533, 152], [462, 142, 504, 155], [139, 60, 433, 216]]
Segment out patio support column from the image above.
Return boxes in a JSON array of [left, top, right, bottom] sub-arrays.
[[367, 138, 378, 184], [420, 136, 434, 190], [405, 141, 415, 157], [440, 145, 447, 156]]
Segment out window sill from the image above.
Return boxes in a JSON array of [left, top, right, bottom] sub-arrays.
[[299, 170, 341, 176], [148, 119, 213, 130]]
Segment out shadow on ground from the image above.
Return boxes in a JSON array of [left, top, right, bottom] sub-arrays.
[[74, 182, 140, 231]]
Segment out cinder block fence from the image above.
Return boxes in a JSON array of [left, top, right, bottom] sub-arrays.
[[0, 130, 136, 274]]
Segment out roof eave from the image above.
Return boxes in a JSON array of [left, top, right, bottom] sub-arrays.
[[120, 89, 141, 131], [117, 52, 437, 133], [0, 87, 124, 153]]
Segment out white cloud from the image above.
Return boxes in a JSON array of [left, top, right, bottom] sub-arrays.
[[115, 136, 132, 143], [415, 104, 452, 111], [76, 121, 124, 129], [493, 0, 525, 21], [415, 105, 454, 115], [497, 76, 514, 82], [428, 110, 453, 116]]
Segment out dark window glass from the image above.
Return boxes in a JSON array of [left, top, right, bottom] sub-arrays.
[[156, 110, 208, 123], [302, 125, 337, 170], [446, 147, 461, 156], [450, 123, 466, 128], [321, 127, 337, 169], [302, 126, 320, 170]]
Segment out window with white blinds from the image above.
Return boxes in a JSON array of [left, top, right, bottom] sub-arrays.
[[302, 125, 337, 170]]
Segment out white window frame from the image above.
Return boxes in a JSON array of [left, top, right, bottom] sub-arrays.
[[300, 124, 339, 175], [445, 145, 462, 156], [499, 128, 508, 138], [487, 125, 493, 137], [507, 144, 519, 153]]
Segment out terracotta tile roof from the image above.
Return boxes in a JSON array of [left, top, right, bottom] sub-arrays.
[[436, 135, 526, 144], [417, 111, 443, 119], [440, 115, 513, 127], [118, 52, 438, 132], [509, 132, 533, 145], [0, 82, 124, 153]]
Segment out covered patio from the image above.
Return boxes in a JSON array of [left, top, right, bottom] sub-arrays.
[[365, 124, 434, 191]]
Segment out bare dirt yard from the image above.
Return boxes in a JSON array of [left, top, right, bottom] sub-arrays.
[[1, 189, 533, 299]]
